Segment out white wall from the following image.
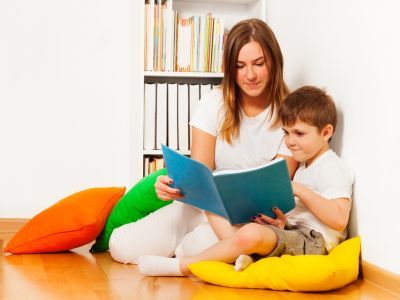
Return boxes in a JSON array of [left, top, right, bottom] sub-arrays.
[[0, 0, 142, 217], [2, 0, 399, 276], [267, 0, 400, 275]]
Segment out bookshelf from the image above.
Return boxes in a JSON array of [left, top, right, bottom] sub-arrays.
[[132, 0, 267, 180], [144, 71, 224, 78]]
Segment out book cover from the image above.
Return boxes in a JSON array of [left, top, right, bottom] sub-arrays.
[[162, 145, 295, 225]]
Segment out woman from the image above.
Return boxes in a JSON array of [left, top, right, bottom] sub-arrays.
[[109, 18, 298, 264]]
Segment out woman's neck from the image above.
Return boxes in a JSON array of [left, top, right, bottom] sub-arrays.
[[240, 93, 269, 117]]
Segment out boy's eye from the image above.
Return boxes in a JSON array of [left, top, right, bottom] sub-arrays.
[[296, 132, 305, 137]]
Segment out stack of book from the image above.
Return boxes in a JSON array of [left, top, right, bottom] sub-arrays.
[[143, 157, 165, 176], [144, 0, 226, 73]]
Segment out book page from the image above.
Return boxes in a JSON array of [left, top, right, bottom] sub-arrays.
[[213, 157, 284, 176]]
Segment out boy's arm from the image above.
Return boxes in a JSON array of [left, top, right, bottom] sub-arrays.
[[292, 182, 351, 232], [276, 154, 299, 179]]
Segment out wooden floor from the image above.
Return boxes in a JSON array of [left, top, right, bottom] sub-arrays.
[[1, 232, 399, 300]]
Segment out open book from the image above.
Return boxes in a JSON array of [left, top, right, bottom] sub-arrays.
[[162, 145, 295, 225]]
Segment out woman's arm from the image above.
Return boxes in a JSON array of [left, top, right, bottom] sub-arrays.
[[190, 127, 216, 170], [276, 154, 299, 179], [154, 126, 216, 200], [292, 182, 351, 232]]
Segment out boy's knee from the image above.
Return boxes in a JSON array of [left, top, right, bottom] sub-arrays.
[[232, 223, 265, 252]]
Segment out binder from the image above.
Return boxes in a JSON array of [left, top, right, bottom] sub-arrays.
[[189, 84, 200, 149], [156, 83, 168, 149], [143, 83, 156, 150], [168, 84, 178, 150], [178, 84, 189, 151], [200, 83, 212, 99]]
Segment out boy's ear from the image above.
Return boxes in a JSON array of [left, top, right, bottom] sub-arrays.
[[322, 124, 334, 141]]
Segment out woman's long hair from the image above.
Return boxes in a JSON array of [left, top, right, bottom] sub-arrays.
[[220, 18, 289, 144]]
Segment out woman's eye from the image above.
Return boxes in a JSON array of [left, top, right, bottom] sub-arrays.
[[236, 65, 244, 69]]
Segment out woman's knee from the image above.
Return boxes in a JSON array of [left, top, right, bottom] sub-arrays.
[[109, 225, 138, 264]]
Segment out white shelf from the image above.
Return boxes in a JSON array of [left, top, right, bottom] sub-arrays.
[[144, 71, 223, 78], [175, 0, 257, 4], [143, 149, 191, 156]]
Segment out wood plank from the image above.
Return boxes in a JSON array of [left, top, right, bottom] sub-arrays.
[[362, 260, 400, 297], [0, 218, 29, 232]]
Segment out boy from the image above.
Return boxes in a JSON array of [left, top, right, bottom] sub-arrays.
[[137, 86, 354, 276]]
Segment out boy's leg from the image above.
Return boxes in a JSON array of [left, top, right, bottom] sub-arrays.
[[138, 223, 277, 276], [180, 223, 277, 273], [206, 211, 240, 240], [234, 254, 254, 271]]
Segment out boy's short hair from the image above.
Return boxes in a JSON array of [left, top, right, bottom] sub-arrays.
[[279, 86, 337, 132]]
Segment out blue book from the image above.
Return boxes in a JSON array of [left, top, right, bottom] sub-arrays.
[[161, 145, 295, 225]]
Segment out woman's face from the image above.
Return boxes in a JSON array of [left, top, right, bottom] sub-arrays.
[[235, 40, 269, 100]]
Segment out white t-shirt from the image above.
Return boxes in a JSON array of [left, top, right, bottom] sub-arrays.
[[190, 88, 291, 172], [286, 149, 354, 252]]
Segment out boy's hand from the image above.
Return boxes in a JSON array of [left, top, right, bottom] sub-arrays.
[[252, 207, 287, 229]]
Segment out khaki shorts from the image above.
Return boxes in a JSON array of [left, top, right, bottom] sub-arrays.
[[265, 223, 327, 257]]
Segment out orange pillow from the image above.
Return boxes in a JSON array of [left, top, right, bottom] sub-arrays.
[[4, 187, 125, 254]]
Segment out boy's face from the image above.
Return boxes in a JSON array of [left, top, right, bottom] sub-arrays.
[[283, 121, 333, 167]]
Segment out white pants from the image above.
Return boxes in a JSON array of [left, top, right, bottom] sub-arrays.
[[109, 201, 219, 264]]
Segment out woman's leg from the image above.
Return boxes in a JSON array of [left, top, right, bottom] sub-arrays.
[[174, 222, 219, 257], [109, 201, 207, 264], [138, 222, 278, 276]]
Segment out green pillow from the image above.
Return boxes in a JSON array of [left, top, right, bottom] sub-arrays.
[[90, 168, 171, 252]]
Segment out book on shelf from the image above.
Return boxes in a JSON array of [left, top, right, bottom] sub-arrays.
[[148, 157, 156, 174], [155, 157, 165, 170], [144, 157, 150, 176], [144, 83, 156, 150], [156, 83, 168, 149], [162, 145, 295, 225]]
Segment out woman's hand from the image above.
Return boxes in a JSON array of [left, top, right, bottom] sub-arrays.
[[154, 175, 183, 201], [252, 207, 287, 229]]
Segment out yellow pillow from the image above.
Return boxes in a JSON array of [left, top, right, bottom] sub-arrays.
[[189, 236, 360, 292]]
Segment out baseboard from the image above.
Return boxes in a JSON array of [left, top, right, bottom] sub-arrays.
[[0, 218, 29, 233], [361, 260, 400, 297]]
